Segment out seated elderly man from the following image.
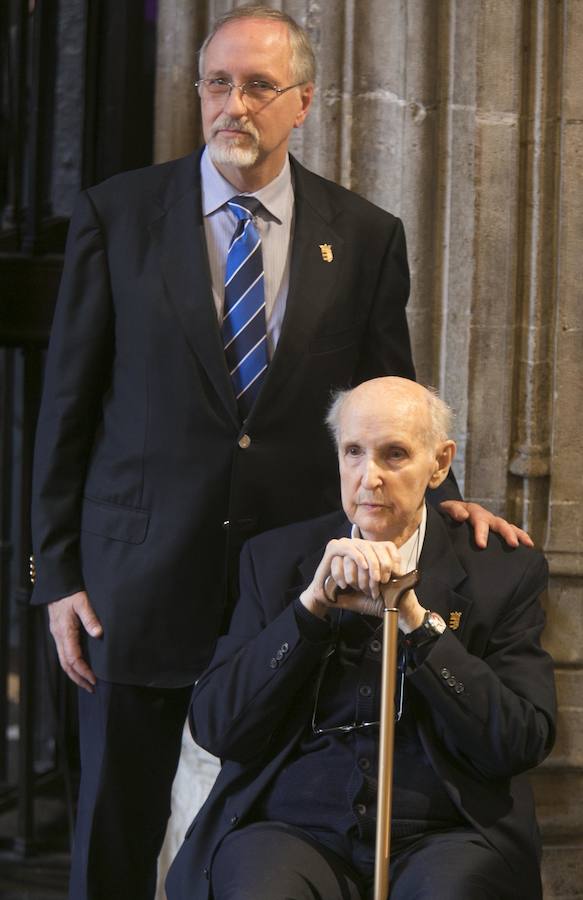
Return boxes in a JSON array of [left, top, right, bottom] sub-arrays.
[[167, 377, 556, 900]]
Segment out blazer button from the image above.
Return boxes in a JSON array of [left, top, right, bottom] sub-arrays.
[[356, 803, 367, 816], [238, 434, 251, 449], [281, 642, 289, 653], [203, 867, 209, 880], [269, 658, 278, 669], [359, 684, 372, 698], [447, 676, 457, 687], [230, 815, 239, 825], [370, 639, 381, 653], [275, 649, 284, 661], [440, 668, 450, 679], [455, 682, 465, 693]]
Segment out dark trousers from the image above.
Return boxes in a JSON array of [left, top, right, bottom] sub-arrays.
[[210, 822, 535, 900], [69, 679, 193, 900]]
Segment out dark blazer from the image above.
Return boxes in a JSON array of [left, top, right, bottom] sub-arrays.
[[31, 149, 440, 686], [166, 506, 556, 900]]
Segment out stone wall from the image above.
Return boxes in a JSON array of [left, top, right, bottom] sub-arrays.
[[154, 2, 583, 896]]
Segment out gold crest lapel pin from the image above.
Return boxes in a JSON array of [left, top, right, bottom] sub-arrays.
[[319, 243, 333, 263], [448, 611, 462, 631]]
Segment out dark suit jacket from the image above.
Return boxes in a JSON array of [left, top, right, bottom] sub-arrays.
[[166, 506, 556, 900], [31, 149, 458, 686]]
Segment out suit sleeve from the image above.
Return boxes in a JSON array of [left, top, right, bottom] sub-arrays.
[[31, 190, 114, 605], [190, 542, 331, 763], [408, 553, 556, 778]]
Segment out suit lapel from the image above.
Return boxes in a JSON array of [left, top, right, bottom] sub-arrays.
[[149, 153, 348, 427], [149, 152, 239, 428], [416, 506, 473, 639], [248, 158, 346, 418]]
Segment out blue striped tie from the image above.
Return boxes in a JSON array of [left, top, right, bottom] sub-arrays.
[[222, 196, 268, 419]]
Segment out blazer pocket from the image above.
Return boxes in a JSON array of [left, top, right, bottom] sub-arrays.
[[309, 325, 359, 355], [81, 495, 150, 544]]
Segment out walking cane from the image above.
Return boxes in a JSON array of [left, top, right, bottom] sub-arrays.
[[373, 569, 420, 900]]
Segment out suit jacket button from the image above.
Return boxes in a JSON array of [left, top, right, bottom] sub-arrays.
[[440, 668, 450, 679], [238, 434, 251, 449], [276, 649, 284, 660], [269, 658, 278, 669], [281, 642, 289, 653], [230, 815, 238, 825], [447, 676, 457, 687], [359, 684, 372, 698], [370, 639, 381, 653], [203, 868, 209, 879], [455, 682, 465, 693]]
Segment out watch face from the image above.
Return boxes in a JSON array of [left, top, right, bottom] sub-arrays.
[[426, 612, 446, 634]]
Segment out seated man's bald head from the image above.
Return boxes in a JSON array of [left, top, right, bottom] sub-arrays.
[[327, 377, 456, 545], [327, 377, 453, 453]]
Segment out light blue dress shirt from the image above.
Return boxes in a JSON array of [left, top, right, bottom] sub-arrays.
[[200, 148, 295, 358]]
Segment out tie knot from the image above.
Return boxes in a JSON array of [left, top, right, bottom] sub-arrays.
[[228, 195, 261, 220]]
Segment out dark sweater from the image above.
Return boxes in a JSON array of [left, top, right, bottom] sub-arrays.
[[253, 603, 463, 876]]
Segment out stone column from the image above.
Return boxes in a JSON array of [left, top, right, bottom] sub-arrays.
[[533, 1, 583, 894], [154, 0, 207, 162]]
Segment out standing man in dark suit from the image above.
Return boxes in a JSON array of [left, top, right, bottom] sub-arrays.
[[166, 377, 556, 900], [31, 6, 531, 899]]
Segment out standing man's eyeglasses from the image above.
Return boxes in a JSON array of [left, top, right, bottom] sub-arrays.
[[194, 78, 306, 107]]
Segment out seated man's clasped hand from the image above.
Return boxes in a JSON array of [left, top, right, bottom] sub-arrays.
[[301, 537, 425, 631]]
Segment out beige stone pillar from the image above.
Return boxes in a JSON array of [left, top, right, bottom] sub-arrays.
[[154, 0, 207, 162], [533, 1, 583, 894]]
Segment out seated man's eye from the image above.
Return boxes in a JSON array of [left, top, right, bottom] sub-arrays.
[[208, 77, 230, 88]]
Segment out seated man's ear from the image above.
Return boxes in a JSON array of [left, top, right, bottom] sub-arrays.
[[428, 440, 456, 489]]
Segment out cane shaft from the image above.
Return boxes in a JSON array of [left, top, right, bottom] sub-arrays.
[[373, 607, 399, 900], [372, 568, 420, 899]]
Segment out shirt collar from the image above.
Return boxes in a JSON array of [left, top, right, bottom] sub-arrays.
[[200, 147, 292, 223], [350, 503, 427, 570]]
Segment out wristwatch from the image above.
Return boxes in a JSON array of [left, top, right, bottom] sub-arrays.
[[405, 610, 446, 648]]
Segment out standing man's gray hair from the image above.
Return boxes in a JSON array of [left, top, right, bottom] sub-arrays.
[[199, 4, 317, 84]]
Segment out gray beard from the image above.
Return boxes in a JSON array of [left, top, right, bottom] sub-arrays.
[[207, 137, 260, 169]]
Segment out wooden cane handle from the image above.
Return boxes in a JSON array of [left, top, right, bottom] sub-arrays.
[[380, 569, 420, 609], [324, 569, 420, 607]]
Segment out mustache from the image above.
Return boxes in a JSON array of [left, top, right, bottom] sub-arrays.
[[210, 115, 259, 141]]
